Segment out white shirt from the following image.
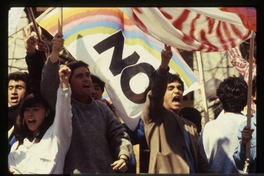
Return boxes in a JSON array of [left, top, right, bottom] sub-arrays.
[[8, 86, 72, 174], [199, 111, 247, 173]]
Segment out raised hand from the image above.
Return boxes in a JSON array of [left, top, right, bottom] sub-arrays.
[[22, 25, 50, 57], [50, 32, 64, 63], [22, 25, 38, 55], [52, 32, 64, 53], [160, 44, 172, 73], [59, 64, 71, 89]]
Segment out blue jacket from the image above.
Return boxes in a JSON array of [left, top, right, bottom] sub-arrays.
[[122, 119, 145, 173]]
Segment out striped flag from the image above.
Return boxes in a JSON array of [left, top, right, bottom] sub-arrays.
[[38, 7, 199, 130], [227, 46, 256, 115], [125, 7, 255, 52], [219, 7, 256, 32], [227, 46, 256, 84]]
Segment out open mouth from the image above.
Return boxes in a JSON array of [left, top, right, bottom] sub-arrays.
[[82, 83, 90, 88], [10, 97, 18, 103], [27, 119, 36, 125], [172, 97, 180, 103]]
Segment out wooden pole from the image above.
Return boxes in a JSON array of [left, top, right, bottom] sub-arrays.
[[58, 7, 63, 33], [195, 51, 210, 124], [243, 36, 255, 174], [26, 7, 42, 41], [8, 7, 54, 45]]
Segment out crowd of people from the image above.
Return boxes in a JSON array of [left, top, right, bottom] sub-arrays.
[[7, 25, 257, 174]]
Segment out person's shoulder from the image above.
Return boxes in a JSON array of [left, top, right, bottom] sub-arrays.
[[95, 99, 106, 105], [183, 118, 195, 126], [202, 119, 217, 131], [94, 99, 110, 109]]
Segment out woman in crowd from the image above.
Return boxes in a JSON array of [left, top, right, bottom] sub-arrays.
[[8, 64, 72, 174]]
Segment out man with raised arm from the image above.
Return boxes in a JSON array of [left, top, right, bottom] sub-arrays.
[[40, 32, 132, 173], [141, 44, 215, 173]]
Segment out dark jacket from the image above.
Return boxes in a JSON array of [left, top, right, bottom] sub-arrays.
[[141, 70, 215, 173], [25, 50, 46, 94]]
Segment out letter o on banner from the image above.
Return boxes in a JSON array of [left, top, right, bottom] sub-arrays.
[[121, 62, 155, 104]]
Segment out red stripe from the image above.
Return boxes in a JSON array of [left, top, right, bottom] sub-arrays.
[[182, 33, 195, 45], [221, 22, 235, 50], [206, 17, 215, 34], [159, 8, 173, 20], [200, 30, 218, 52], [133, 7, 142, 14], [216, 21, 228, 50], [197, 44, 206, 51], [172, 9, 190, 31], [132, 11, 147, 32], [230, 23, 244, 40], [190, 13, 200, 39]]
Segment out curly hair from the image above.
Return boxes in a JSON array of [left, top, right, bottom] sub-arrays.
[[216, 76, 247, 113]]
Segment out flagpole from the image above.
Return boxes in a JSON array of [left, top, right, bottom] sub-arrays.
[[58, 7, 63, 34], [8, 7, 54, 46], [195, 51, 210, 124], [243, 35, 255, 174], [26, 7, 42, 41]]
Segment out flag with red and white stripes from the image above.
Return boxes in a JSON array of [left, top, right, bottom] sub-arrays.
[[227, 46, 256, 115], [227, 46, 256, 84], [219, 7, 256, 32], [122, 7, 255, 52]]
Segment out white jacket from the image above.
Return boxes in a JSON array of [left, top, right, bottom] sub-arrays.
[[8, 86, 72, 174]]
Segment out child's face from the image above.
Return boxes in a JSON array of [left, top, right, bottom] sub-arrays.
[[23, 104, 48, 136]]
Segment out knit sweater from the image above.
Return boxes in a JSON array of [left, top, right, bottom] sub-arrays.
[[41, 59, 132, 173]]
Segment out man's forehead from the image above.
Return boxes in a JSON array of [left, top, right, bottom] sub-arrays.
[[168, 81, 182, 86], [72, 67, 90, 75], [8, 80, 26, 85]]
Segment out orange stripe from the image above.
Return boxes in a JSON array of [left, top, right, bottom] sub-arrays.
[[219, 7, 256, 31]]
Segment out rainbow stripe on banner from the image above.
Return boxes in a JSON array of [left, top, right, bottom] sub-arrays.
[[39, 8, 197, 88], [38, 7, 199, 130]]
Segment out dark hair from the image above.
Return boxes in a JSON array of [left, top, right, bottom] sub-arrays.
[[91, 74, 105, 92], [168, 73, 184, 90], [8, 71, 31, 95], [65, 60, 89, 82], [14, 93, 55, 148], [179, 107, 202, 133], [216, 76, 247, 113]]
